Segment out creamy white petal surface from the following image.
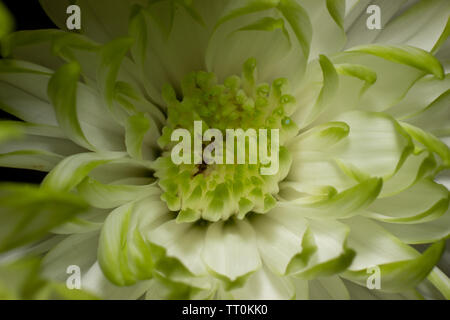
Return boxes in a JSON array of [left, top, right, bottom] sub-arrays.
[[0, 0, 449, 300]]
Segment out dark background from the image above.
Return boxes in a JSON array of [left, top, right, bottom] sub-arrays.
[[1, 0, 56, 183], [3, 0, 57, 30]]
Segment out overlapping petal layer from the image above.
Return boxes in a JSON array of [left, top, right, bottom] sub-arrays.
[[0, 0, 449, 300]]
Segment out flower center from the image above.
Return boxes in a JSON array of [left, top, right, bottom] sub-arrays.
[[154, 58, 297, 222]]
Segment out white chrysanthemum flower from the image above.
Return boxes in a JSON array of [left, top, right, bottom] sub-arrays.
[[0, 0, 449, 300]]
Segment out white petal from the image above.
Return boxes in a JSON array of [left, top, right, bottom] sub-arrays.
[[308, 276, 350, 300], [148, 220, 207, 276], [375, 0, 450, 52], [230, 266, 295, 300], [202, 219, 261, 282], [41, 231, 99, 282], [344, 216, 416, 271], [251, 210, 308, 275], [82, 262, 151, 300]]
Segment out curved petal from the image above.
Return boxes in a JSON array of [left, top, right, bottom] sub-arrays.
[[229, 266, 295, 300], [0, 59, 125, 152], [332, 111, 412, 179], [299, 55, 339, 126], [344, 216, 417, 271], [147, 220, 207, 276], [125, 113, 160, 160], [301, 0, 346, 59], [98, 196, 169, 286], [375, 0, 450, 53], [83, 262, 152, 300], [250, 210, 308, 275], [405, 89, 450, 137], [293, 219, 355, 279], [279, 177, 382, 219], [48, 62, 95, 150], [0, 60, 56, 126], [0, 258, 97, 300], [51, 207, 107, 235], [308, 276, 350, 300], [145, 274, 215, 300], [436, 36, 450, 73], [348, 44, 444, 79], [363, 178, 449, 223], [135, 0, 216, 104], [387, 74, 450, 121], [39, 0, 143, 43], [2, 29, 98, 73], [344, 240, 445, 293], [77, 177, 159, 209], [0, 183, 88, 253], [332, 50, 435, 112], [292, 59, 378, 126], [285, 156, 356, 193], [206, 0, 309, 86], [428, 267, 450, 300], [380, 150, 437, 197], [377, 208, 450, 244], [202, 219, 261, 287], [289, 121, 350, 152], [344, 0, 407, 49], [292, 277, 309, 300], [41, 231, 99, 282], [343, 278, 422, 300], [49, 62, 126, 151], [42, 152, 128, 192], [0, 125, 85, 172], [286, 121, 355, 192], [401, 122, 450, 168]]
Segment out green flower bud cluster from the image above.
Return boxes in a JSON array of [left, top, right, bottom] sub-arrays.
[[154, 59, 296, 222]]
